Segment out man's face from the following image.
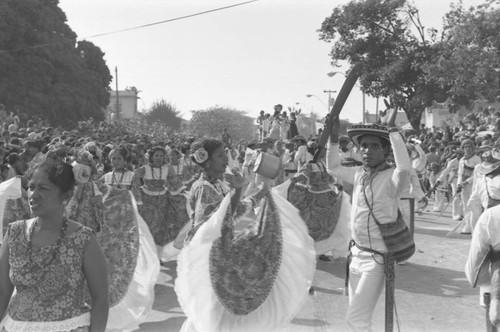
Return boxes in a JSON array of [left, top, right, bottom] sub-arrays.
[[359, 135, 387, 168]]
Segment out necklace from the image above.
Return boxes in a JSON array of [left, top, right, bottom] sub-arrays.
[[111, 169, 126, 188], [151, 165, 163, 180], [27, 217, 69, 266]]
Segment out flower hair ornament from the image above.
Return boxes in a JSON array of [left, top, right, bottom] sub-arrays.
[[193, 148, 209, 164], [72, 163, 91, 184]]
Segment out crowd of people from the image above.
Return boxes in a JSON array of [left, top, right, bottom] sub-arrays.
[[0, 101, 500, 331]]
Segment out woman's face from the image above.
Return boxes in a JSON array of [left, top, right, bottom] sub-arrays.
[[151, 150, 165, 167], [170, 153, 180, 165], [111, 152, 126, 170], [28, 169, 65, 217], [206, 146, 228, 174]]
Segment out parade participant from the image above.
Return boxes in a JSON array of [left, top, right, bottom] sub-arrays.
[[279, 110, 289, 141], [0, 158, 109, 332], [66, 149, 103, 233], [99, 146, 142, 202], [435, 148, 464, 220], [428, 162, 447, 212], [326, 110, 413, 331], [292, 135, 311, 171], [268, 105, 282, 140], [183, 138, 266, 242], [282, 141, 297, 181], [256, 110, 266, 141], [135, 146, 176, 254], [465, 203, 500, 330], [176, 138, 315, 332], [457, 139, 482, 234], [288, 109, 300, 139], [467, 149, 500, 230], [180, 142, 201, 190]]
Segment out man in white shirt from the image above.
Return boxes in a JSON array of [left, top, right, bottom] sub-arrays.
[[458, 139, 482, 234], [326, 112, 412, 331]]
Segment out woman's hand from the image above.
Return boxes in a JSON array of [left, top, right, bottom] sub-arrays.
[[224, 168, 245, 189]]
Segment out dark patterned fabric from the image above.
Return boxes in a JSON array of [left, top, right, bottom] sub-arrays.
[[166, 193, 189, 243], [209, 192, 283, 315], [140, 192, 169, 245], [98, 186, 140, 306], [287, 162, 342, 242], [7, 220, 92, 321], [3, 194, 31, 237], [66, 181, 103, 233]]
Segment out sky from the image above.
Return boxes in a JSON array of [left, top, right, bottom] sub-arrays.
[[58, 0, 487, 123]]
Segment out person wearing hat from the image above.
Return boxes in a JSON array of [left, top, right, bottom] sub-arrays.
[[457, 139, 482, 234], [467, 148, 500, 231], [325, 109, 412, 331], [465, 150, 500, 329]]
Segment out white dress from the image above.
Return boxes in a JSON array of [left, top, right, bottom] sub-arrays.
[[175, 192, 315, 332]]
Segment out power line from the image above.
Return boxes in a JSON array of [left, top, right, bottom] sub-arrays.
[[0, 0, 260, 54]]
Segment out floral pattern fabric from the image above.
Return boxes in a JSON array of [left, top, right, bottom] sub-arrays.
[[185, 173, 252, 243], [135, 165, 172, 245], [97, 186, 140, 306], [209, 192, 283, 315], [7, 220, 92, 322], [287, 162, 343, 242], [66, 181, 103, 233], [2, 192, 30, 238]]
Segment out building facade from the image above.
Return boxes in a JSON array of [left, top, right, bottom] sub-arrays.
[[106, 87, 140, 121]]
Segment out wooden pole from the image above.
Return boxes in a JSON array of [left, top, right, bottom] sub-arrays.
[[115, 66, 120, 121], [385, 256, 395, 332], [313, 63, 363, 162]]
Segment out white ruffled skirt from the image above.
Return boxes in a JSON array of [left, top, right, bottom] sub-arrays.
[[175, 192, 316, 332], [105, 191, 160, 332]]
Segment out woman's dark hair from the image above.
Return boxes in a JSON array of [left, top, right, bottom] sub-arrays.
[[7, 152, 19, 165], [34, 159, 75, 195], [110, 146, 130, 162], [190, 138, 224, 166], [148, 146, 166, 163]]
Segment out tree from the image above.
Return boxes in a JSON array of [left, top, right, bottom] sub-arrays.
[[188, 107, 256, 142], [144, 99, 183, 130], [318, 0, 444, 130], [0, 0, 112, 125], [423, 0, 500, 110]]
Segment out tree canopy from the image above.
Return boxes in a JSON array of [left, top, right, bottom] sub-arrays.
[[423, 0, 500, 110], [188, 107, 256, 142], [318, 0, 500, 130], [0, 0, 112, 125], [144, 99, 183, 130]]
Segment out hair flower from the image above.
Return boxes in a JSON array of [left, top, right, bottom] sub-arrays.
[[72, 163, 91, 184], [193, 148, 209, 164]]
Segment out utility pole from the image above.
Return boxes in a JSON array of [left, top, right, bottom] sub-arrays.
[[115, 66, 120, 121]]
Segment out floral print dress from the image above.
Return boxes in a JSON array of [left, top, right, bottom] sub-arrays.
[[2, 220, 93, 331], [135, 165, 173, 246], [184, 173, 253, 243]]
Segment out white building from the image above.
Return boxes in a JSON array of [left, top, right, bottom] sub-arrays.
[[106, 87, 140, 121]]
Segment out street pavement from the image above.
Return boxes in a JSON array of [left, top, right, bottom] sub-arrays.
[[137, 201, 486, 332]]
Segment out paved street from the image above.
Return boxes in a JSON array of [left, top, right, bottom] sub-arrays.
[[138, 202, 485, 332]]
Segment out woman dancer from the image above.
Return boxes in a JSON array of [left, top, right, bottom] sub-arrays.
[[0, 158, 109, 332], [97, 149, 160, 331], [99, 146, 141, 202], [135, 146, 175, 255], [176, 138, 315, 332], [268, 105, 282, 140]]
